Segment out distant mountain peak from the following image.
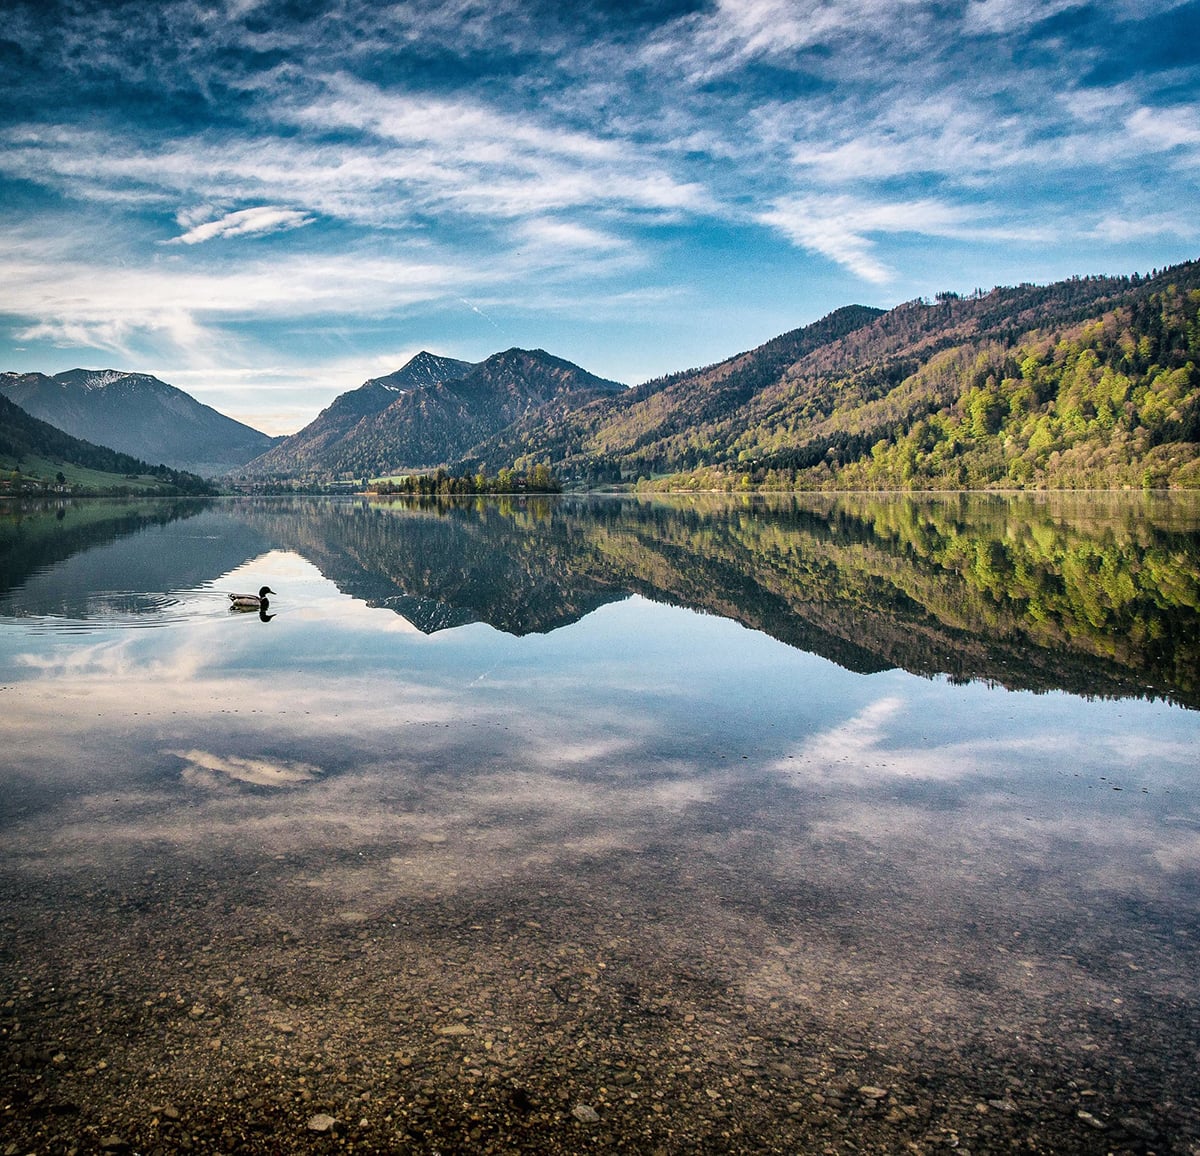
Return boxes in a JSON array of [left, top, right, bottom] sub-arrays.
[[0, 368, 278, 477], [238, 346, 623, 478], [56, 367, 156, 391], [79, 369, 128, 390], [362, 351, 476, 395]]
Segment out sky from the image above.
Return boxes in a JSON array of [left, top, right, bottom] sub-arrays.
[[1, 0, 1198, 436]]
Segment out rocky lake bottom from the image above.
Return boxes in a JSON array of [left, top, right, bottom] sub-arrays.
[[4, 737, 1199, 1156]]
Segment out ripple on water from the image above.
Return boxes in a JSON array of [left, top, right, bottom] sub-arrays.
[[0, 589, 251, 634]]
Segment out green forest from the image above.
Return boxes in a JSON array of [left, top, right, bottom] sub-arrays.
[[368, 462, 561, 496], [0, 395, 216, 496], [633, 279, 1200, 491], [433, 263, 1200, 493]]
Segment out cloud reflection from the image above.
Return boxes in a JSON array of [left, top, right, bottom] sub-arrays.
[[172, 749, 322, 788], [2, 539, 1197, 936]]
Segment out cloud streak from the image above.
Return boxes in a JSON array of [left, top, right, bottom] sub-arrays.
[[169, 206, 317, 245]]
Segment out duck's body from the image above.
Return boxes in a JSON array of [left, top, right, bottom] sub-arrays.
[[229, 585, 276, 611]]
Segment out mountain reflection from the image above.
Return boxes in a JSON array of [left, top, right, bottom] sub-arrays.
[[3, 491, 1198, 707], [232, 491, 1200, 708]]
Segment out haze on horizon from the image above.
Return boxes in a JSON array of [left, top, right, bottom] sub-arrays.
[[1, 0, 1197, 436]]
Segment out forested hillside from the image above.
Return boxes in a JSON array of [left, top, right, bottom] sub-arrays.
[[0, 395, 217, 495], [748, 274, 1200, 487], [458, 262, 1200, 491]]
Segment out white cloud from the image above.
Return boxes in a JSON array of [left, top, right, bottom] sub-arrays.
[[694, 0, 845, 61], [269, 76, 713, 222], [1126, 105, 1200, 152], [290, 74, 621, 163], [642, 0, 930, 83], [513, 217, 633, 255], [169, 205, 316, 245], [0, 70, 711, 238], [963, 0, 1081, 35], [965, 0, 1182, 34], [0, 237, 484, 363], [1089, 210, 1200, 243], [758, 194, 973, 282], [785, 95, 1031, 184]]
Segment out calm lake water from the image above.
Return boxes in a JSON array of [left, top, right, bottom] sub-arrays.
[[1, 492, 1198, 1154]]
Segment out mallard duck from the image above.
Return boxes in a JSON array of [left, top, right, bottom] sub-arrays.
[[228, 585, 276, 611]]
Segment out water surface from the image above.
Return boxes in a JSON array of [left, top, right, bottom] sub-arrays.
[[1, 493, 1198, 1153]]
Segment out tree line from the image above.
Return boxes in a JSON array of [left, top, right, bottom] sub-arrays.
[[368, 462, 561, 496]]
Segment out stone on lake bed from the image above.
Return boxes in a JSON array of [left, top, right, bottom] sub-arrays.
[[572, 1103, 600, 1123], [307, 1113, 336, 1132], [435, 1024, 472, 1036], [859, 1086, 888, 1098]]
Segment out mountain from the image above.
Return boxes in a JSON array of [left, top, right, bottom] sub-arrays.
[[238, 351, 476, 478], [0, 393, 215, 494], [238, 348, 625, 480], [453, 262, 1200, 490], [456, 304, 886, 480], [0, 368, 279, 477]]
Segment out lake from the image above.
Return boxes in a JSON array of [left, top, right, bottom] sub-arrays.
[[1, 492, 1198, 1154]]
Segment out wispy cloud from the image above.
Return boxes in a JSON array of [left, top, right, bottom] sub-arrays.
[[0, 236, 482, 357], [1125, 104, 1200, 152], [758, 195, 977, 282], [168, 205, 316, 245], [0, 86, 709, 239], [641, 0, 932, 84], [0, 0, 1196, 426], [963, 0, 1086, 35], [1089, 209, 1200, 243], [270, 75, 713, 222]]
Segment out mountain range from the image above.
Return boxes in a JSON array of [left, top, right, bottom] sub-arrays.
[[4, 258, 1198, 490], [0, 368, 279, 477], [236, 348, 624, 480]]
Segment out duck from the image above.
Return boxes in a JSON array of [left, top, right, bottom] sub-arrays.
[[228, 585, 276, 611]]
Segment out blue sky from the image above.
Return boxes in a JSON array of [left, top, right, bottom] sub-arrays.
[[2, 0, 1198, 434]]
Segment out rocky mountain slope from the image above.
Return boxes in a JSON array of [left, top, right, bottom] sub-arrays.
[[237, 348, 624, 480], [238, 352, 476, 478]]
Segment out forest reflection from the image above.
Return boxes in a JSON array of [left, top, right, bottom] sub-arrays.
[[3, 491, 1198, 707]]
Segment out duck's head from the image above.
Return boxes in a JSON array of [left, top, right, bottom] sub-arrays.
[[259, 586, 276, 598]]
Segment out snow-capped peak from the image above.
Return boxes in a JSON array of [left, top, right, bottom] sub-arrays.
[[81, 370, 129, 391]]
